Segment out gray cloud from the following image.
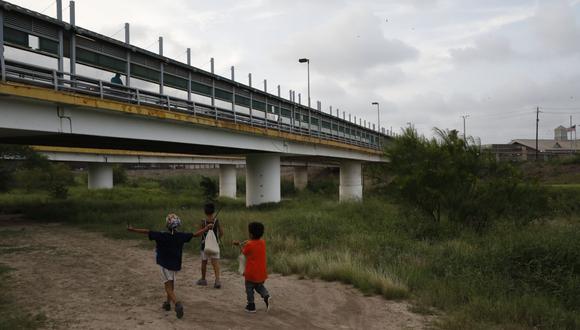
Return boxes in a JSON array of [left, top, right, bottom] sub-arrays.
[[6, 0, 580, 144], [278, 7, 419, 77], [449, 35, 515, 62], [530, 0, 580, 56]]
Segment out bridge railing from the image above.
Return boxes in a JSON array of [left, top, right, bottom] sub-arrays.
[[0, 1, 388, 151], [3, 60, 386, 150]]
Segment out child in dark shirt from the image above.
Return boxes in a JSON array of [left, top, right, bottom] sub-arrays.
[[197, 203, 224, 289], [128, 213, 213, 319], [233, 222, 270, 313]]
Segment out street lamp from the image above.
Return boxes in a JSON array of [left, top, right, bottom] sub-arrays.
[[298, 58, 310, 108], [372, 102, 380, 132]]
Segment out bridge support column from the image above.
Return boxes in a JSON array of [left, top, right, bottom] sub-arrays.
[[246, 154, 280, 207], [293, 166, 308, 190], [219, 164, 237, 199], [339, 160, 362, 202], [88, 164, 113, 189]]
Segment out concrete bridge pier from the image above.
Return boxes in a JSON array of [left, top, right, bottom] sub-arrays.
[[88, 164, 113, 189], [246, 154, 280, 206], [339, 160, 362, 202], [293, 166, 308, 190], [219, 164, 237, 199]]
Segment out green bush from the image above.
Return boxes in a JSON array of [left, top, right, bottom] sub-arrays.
[[0, 144, 49, 192], [385, 127, 547, 228], [13, 163, 74, 193], [158, 175, 202, 192], [306, 169, 339, 195], [113, 165, 128, 185], [236, 175, 246, 194], [200, 176, 218, 202], [281, 178, 296, 196], [49, 182, 69, 199]]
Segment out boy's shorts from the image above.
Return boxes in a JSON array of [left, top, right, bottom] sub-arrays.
[[201, 250, 220, 260], [160, 267, 176, 283]]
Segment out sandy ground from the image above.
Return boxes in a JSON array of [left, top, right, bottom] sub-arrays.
[[0, 215, 431, 330]]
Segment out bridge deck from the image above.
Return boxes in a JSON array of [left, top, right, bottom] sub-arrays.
[[0, 79, 382, 156], [0, 1, 388, 155]]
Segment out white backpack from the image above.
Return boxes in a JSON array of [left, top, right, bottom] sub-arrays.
[[204, 229, 220, 256], [238, 254, 246, 275]]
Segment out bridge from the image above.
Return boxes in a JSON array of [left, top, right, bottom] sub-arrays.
[[31, 145, 338, 198], [0, 1, 389, 206]]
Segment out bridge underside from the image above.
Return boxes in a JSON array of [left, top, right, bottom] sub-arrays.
[[0, 85, 380, 205], [0, 128, 254, 156]]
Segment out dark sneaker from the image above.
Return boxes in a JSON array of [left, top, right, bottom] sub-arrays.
[[245, 303, 256, 313], [175, 302, 184, 319], [214, 280, 221, 289], [196, 279, 207, 286], [162, 301, 171, 311], [264, 296, 271, 312]]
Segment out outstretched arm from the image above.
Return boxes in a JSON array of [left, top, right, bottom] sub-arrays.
[[232, 240, 248, 250], [127, 225, 149, 234], [193, 224, 213, 237]]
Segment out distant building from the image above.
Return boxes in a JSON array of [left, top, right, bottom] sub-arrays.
[[484, 125, 578, 161], [554, 125, 568, 141]]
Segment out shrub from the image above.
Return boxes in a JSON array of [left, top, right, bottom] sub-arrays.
[[0, 144, 49, 192], [281, 178, 296, 196], [159, 175, 201, 192], [385, 127, 546, 228], [13, 163, 74, 193], [113, 165, 128, 185], [306, 168, 339, 195], [236, 175, 246, 194], [200, 176, 218, 202], [49, 182, 69, 199]]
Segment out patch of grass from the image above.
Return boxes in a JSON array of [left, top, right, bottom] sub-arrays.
[[0, 263, 47, 329], [272, 250, 408, 299], [0, 174, 578, 329], [0, 244, 39, 255], [0, 191, 48, 214], [0, 228, 29, 238]]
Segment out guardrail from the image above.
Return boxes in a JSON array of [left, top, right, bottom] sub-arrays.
[[3, 60, 384, 150], [0, 0, 388, 151]]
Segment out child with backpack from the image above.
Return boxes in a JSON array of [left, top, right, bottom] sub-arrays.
[[196, 203, 224, 289]]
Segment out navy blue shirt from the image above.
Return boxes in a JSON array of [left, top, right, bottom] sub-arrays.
[[148, 231, 193, 271]]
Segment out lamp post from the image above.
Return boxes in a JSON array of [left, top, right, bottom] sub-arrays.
[[372, 102, 380, 132], [298, 58, 310, 108]]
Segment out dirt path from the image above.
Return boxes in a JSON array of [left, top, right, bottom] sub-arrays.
[[0, 216, 431, 330]]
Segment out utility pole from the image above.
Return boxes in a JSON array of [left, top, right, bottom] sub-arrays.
[[571, 115, 574, 153], [535, 106, 539, 161], [461, 114, 469, 141]]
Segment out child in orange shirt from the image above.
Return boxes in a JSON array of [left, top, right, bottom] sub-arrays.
[[233, 222, 270, 313]]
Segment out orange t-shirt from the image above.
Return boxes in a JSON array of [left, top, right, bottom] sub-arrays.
[[242, 239, 268, 283]]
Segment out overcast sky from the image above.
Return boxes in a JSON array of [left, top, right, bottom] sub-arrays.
[[8, 0, 580, 143]]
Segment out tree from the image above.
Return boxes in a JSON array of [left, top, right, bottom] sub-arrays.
[[200, 176, 218, 202], [385, 127, 540, 227], [0, 144, 49, 191]]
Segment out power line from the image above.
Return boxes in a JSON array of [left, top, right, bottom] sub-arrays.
[[470, 109, 534, 119], [108, 25, 126, 39], [143, 38, 159, 52], [542, 111, 580, 115], [539, 106, 580, 110], [39, 0, 56, 14]]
